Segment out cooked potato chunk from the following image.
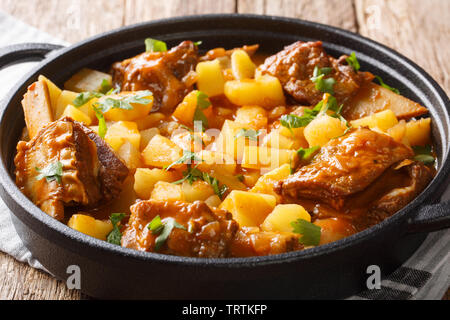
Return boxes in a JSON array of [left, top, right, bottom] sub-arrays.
[[102, 92, 153, 121], [135, 113, 165, 130], [263, 129, 295, 150], [172, 90, 213, 126], [151, 181, 185, 202], [182, 180, 215, 202], [68, 214, 113, 240], [350, 109, 398, 132], [220, 190, 276, 227], [404, 118, 431, 146], [64, 68, 112, 93], [55, 90, 78, 119], [141, 134, 183, 169], [387, 120, 407, 144], [231, 49, 256, 80], [241, 146, 297, 171], [224, 75, 285, 108], [215, 120, 247, 160], [61, 105, 92, 125], [117, 141, 142, 169], [196, 60, 226, 97], [197, 150, 236, 175], [209, 171, 247, 191], [304, 114, 347, 147], [250, 163, 291, 202], [140, 127, 160, 151], [105, 121, 141, 151], [205, 195, 222, 208], [134, 168, 180, 199], [343, 82, 427, 120], [235, 105, 268, 130], [261, 204, 311, 232]]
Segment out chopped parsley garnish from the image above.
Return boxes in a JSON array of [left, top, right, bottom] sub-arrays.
[[291, 219, 321, 246], [374, 76, 400, 94], [311, 66, 336, 94], [193, 41, 203, 46], [164, 150, 202, 171], [280, 112, 317, 133], [72, 91, 104, 107], [297, 146, 320, 161], [173, 165, 229, 199], [148, 216, 186, 251], [35, 161, 63, 184], [346, 52, 360, 72], [235, 128, 262, 141], [99, 79, 113, 94], [412, 145, 435, 165], [193, 91, 211, 130], [93, 105, 107, 139], [145, 38, 168, 52], [202, 173, 229, 200], [107, 213, 127, 245], [94, 90, 153, 114], [280, 95, 342, 133], [173, 164, 204, 185]]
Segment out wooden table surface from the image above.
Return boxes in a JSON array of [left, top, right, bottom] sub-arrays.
[[0, 0, 448, 300]]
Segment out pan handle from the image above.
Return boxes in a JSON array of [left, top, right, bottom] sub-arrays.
[[407, 200, 450, 233], [0, 43, 64, 69]]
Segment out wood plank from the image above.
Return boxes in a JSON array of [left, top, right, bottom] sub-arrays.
[[355, 0, 450, 93], [123, 0, 236, 24], [0, 252, 80, 300], [238, 0, 358, 31], [0, 0, 125, 43]]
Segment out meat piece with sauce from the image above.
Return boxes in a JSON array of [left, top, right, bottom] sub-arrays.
[[111, 41, 198, 113], [122, 200, 239, 258], [230, 228, 303, 257], [352, 160, 433, 230], [14, 118, 128, 221], [258, 41, 373, 105], [275, 128, 414, 209]]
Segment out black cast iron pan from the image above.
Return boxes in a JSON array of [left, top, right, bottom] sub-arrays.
[[0, 14, 449, 299]]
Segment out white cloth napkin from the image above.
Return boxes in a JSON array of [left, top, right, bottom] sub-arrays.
[[0, 10, 448, 300]]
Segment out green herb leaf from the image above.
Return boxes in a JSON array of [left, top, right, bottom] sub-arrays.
[[94, 90, 153, 114], [374, 76, 400, 94], [280, 113, 316, 133], [164, 150, 202, 171], [311, 66, 336, 94], [298, 146, 320, 161], [346, 52, 360, 72], [202, 172, 229, 200], [148, 215, 164, 235], [235, 128, 262, 141], [145, 38, 168, 52], [100, 79, 113, 94], [107, 213, 127, 245], [412, 145, 435, 165], [193, 41, 203, 46], [35, 161, 63, 183], [93, 106, 107, 138], [173, 164, 204, 185], [291, 219, 321, 246], [148, 217, 186, 251], [193, 91, 211, 130], [73, 91, 104, 107]]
